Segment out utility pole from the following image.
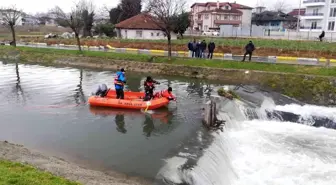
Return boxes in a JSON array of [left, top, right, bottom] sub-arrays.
[[296, 0, 302, 34]]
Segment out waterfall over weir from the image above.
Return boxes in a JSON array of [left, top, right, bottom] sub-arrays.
[[155, 96, 336, 185]]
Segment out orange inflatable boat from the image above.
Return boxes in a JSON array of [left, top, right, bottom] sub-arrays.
[[88, 90, 170, 110]]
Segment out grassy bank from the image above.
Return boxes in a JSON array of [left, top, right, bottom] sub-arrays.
[[1, 46, 336, 77], [7, 36, 336, 53], [0, 160, 80, 185]]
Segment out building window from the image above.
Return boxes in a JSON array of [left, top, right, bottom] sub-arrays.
[[328, 21, 335, 31], [217, 15, 220, 20], [157, 32, 160, 36], [330, 8, 336, 17], [207, 6, 210, 10], [136, 30, 142, 38], [151, 32, 154, 36], [313, 8, 319, 15], [205, 14, 209, 19], [332, 0, 336, 3], [311, 22, 317, 29], [224, 15, 228, 20], [204, 25, 208, 31], [198, 14, 202, 19]]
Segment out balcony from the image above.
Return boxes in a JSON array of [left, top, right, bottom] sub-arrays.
[[301, 13, 324, 19], [303, 0, 325, 6], [214, 20, 241, 25], [300, 26, 322, 30]]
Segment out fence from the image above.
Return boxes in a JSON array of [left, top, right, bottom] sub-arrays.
[[185, 27, 335, 42]]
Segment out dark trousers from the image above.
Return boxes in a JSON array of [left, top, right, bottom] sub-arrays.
[[192, 51, 197, 58], [242, 51, 252, 61], [143, 89, 154, 101], [116, 89, 124, 99], [208, 51, 214, 59]]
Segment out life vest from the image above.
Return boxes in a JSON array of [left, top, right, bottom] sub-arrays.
[[145, 81, 155, 89], [114, 73, 124, 86], [155, 90, 174, 100]]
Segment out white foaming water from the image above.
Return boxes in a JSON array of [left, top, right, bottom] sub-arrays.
[[273, 104, 336, 123], [157, 98, 336, 185]]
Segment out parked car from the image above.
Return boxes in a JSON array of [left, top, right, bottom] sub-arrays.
[[202, 31, 220, 36]]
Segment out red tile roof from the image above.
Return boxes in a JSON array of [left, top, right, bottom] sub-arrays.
[[191, 2, 252, 9], [115, 13, 161, 30], [198, 8, 242, 15], [288, 8, 306, 16]]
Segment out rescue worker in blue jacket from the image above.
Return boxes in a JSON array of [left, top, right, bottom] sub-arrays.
[[114, 68, 126, 99]]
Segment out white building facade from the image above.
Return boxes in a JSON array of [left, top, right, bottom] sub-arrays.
[[190, 1, 253, 31], [118, 29, 177, 40], [301, 0, 336, 32]]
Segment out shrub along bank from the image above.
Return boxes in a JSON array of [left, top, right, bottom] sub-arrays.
[[1, 46, 336, 105]]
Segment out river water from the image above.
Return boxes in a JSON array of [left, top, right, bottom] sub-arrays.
[[1, 61, 336, 184]]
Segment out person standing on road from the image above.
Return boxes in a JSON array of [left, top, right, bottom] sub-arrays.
[[208, 41, 215, 59], [196, 40, 202, 58], [200, 40, 207, 58], [242, 41, 255, 62], [187, 40, 193, 57], [114, 68, 126, 99], [319, 31, 325, 42], [191, 39, 197, 58]]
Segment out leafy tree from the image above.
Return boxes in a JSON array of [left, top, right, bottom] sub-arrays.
[[108, 0, 141, 24], [173, 12, 190, 38], [82, 7, 95, 37]]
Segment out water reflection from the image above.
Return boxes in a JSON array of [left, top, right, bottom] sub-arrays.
[[186, 81, 213, 98], [115, 114, 127, 134], [143, 115, 154, 138], [74, 69, 86, 104], [89, 106, 172, 137], [13, 62, 26, 104]]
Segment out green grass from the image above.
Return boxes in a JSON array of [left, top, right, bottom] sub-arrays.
[[1, 45, 336, 77], [116, 37, 336, 53], [0, 160, 81, 185]]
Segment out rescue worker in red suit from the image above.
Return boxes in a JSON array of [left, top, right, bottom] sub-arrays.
[[144, 76, 160, 101], [154, 87, 176, 101]]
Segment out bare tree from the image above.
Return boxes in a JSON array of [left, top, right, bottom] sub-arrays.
[[51, 1, 90, 51], [1, 5, 23, 47], [146, 0, 186, 59], [272, 0, 289, 12]]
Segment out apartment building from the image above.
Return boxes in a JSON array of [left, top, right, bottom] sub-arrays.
[[190, 1, 253, 31], [301, 0, 336, 31]]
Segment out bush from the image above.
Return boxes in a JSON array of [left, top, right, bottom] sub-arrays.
[[93, 23, 115, 37]]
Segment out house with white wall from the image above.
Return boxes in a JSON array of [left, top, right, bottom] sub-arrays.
[[115, 13, 177, 40], [301, 0, 336, 32], [190, 1, 253, 31]]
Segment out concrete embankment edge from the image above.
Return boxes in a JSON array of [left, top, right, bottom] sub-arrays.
[[0, 141, 151, 185]]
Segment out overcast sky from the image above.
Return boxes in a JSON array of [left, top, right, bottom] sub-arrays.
[[2, 0, 300, 15]]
